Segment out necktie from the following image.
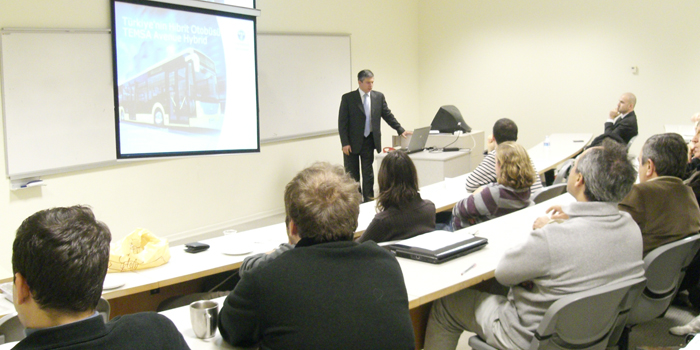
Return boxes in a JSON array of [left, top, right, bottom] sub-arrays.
[[363, 93, 371, 137]]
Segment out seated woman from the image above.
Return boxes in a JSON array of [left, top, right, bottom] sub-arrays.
[[452, 141, 534, 230], [357, 150, 436, 243]]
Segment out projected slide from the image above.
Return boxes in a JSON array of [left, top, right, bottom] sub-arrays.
[[113, 0, 258, 158]]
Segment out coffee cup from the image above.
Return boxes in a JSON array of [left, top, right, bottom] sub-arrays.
[[190, 300, 218, 339]]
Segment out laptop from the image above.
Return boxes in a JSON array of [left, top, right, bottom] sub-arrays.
[[386, 230, 488, 264], [401, 126, 431, 154]]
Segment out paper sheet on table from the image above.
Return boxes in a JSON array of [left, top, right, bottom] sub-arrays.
[[442, 175, 470, 192], [395, 230, 475, 251]]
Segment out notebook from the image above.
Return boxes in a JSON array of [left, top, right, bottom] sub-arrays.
[[386, 230, 488, 264], [401, 126, 431, 154]]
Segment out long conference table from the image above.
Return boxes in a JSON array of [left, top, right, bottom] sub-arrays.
[[106, 133, 589, 303], [159, 193, 577, 350], [0, 133, 591, 349], [529, 133, 591, 174]]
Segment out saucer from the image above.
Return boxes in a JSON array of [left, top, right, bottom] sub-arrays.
[[221, 245, 254, 256]]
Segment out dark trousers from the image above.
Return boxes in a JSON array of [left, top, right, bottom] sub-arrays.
[[680, 250, 700, 307], [344, 134, 375, 202]]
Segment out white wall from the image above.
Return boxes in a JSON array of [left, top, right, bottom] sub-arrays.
[[0, 0, 421, 276], [417, 0, 700, 154]]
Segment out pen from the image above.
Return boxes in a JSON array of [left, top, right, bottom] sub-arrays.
[[461, 262, 476, 276]]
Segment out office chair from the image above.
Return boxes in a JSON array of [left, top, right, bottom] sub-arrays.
[[96, 297, 111, 323], [0, 312, 25, 344], [551, 159, 574, 185], [468, 277, 647, 350], [612, 234, 700, 349], [531, 184, 567, 204], [626, 136, 638, 153]]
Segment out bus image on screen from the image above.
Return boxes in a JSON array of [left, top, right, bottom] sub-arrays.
[[118, 48, 223, 130]]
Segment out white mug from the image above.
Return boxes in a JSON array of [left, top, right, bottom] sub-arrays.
[[190, 300, 218, 339]]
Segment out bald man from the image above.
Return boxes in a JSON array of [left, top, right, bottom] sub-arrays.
[[588, 92, 638, 148]]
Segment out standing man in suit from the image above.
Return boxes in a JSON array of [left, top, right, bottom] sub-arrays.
[[339, 69, 411, 202], [588, 92, 638, 148]]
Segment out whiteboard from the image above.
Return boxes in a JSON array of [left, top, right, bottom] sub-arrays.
[[1, 30, 117, 180], [257, 33, 351, 142], [0, 30, 351, 180]]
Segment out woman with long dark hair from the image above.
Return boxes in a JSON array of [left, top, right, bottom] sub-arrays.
[[357, 150, 435, 243]]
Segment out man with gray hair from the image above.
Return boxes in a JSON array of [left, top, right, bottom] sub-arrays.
[[218, 162, 415, 350], [424, 140, 644, 350], [619, 133, 700, 255]]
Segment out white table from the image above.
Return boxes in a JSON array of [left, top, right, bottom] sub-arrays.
[[0, 134, 579, 315], [375, 149, 472, 187], [101, 223, 288, 301], [400, 194, 575, 308], [393, 130, 485, 175], [0, 180, 457, 312], [0, 298, 13, 319], [159, 296, 235, 350], [159, 193, 576, 350], [0, 268, 13, 317], [685, 335, 700, 349], [35, 169, 471, 316], [417, 174, 469, 211], [527, 133, 592, 174], [39, 177, 464, 317], [0, 341, 18, 349]]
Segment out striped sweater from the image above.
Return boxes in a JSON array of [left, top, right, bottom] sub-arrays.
[[452, 183, 533, 230], [465, 150, 543, 193]]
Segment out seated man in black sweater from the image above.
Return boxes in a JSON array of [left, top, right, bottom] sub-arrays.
[[218, 162, 416, 350], [11, 206, 189, 350]]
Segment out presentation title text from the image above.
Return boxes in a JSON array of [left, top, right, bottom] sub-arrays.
[[121, 17, 221, 44]]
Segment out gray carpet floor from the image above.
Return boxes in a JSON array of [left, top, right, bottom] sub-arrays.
[[628, 302, 696, 350]]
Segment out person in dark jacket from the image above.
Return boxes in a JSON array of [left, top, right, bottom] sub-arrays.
[[218, 162, 415, 350], [11, 206, 189, 350], [358, 150, 435, 243]]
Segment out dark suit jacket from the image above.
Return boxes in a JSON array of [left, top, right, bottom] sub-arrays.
[[218, 239, 415, 350], [338, 89, 405, 154], [619, 176, 700, 255], [589, 111, 638, 147]]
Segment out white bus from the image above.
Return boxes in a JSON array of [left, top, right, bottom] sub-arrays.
[[118, 48, 223, 130]]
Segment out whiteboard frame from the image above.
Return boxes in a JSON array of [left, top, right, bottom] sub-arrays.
[[0, 29, 353, 180], [0, 28, 118, 180]]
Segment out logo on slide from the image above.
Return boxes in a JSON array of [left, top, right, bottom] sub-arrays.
[[238, 30, 246, 41]]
